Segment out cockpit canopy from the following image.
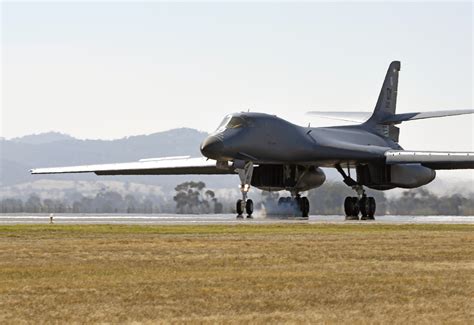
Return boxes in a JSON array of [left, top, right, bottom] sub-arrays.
[[216, 115, 251, 131]]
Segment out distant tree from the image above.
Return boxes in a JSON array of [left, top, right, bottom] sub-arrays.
[[24, 195, 42, 213], [125, 194, 138, 213], [93, 191, 125, 213], [143, 198, 154, 214], [0, 198, 24, 213], [388, 188, 473, 216], [43, 199, 55, 213], [173, 181, 222, 214], [72, 201, 82, 213]]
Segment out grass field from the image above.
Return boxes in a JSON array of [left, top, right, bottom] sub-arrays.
[[0, 224, 473, 323]]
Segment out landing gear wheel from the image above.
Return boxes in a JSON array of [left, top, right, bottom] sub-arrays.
[[344, 196, 352, 216], [367, 197, 376, 220], [351, 197, 360, 217], [294, 196, 301, 210], [300, 197, 310, 218], [277, 197, 285, 206], [360, 196, 376, 220], [245, 199, 254, 218], [359, 196, 369, 220], [344, 196, 360, 220], [236, 199, 244, 218]]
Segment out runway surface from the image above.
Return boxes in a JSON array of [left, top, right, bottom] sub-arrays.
[[0, 214, 473, 225]]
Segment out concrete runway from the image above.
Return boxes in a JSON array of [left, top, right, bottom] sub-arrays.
[[0, 214, 473, 225]]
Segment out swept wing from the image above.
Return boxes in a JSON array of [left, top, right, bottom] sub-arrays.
[[30, 156, 235, 175], [385, 150, 474, 170]]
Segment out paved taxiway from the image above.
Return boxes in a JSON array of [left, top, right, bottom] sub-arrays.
[[0, 214, 473, 225]]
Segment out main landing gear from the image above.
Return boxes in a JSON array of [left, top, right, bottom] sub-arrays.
[[344, 193, 376, 220], [236, 162, 254, 219], [336, 164, 376, 221], [277, 195, 310, 218]]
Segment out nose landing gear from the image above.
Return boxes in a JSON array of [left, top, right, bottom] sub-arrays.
[[236, 198, 254, 218], [236, 162, 254, 219]]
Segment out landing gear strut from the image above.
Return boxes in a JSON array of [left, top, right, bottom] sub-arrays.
[[236, 162, 254, 218], [336, 164, 376, 220]]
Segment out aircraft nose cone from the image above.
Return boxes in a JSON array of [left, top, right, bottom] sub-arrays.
[[200, 136, 224, 159]]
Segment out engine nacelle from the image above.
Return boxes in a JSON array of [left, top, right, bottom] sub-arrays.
[[357, 163, 436, 190], [389, 164, 436, 188], [251, 164, 326, 192], [296, 167, 326, 191]]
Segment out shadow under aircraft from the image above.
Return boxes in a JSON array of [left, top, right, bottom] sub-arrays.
[[31, 61, 474, 220]]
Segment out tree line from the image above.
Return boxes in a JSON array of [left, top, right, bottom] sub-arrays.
[[1, 181, 473, 215], [0, 191, 173, 214]]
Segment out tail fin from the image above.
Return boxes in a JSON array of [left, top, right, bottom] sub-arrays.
[[364, 61, 401, 141], [367, 60, 401, 124]]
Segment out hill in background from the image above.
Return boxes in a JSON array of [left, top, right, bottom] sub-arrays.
[[1, 128, 240, 190]]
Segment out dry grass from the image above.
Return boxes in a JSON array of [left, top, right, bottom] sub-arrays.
[[0, 224, 473, 323]]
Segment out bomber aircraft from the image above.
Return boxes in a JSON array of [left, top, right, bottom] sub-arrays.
[[31, 61, 474, 220]]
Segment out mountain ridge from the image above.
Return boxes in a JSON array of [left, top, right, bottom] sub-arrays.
[[1, 128, 223, 188]]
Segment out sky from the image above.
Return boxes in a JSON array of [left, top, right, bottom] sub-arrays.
[[1, 2, 472, 156]]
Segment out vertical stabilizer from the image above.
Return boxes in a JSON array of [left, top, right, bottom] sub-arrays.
[[365, 61, 401, 141]]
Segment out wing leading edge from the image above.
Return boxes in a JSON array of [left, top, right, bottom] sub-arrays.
[[30, 157, 236, 176], [385, 150, 474, 170]]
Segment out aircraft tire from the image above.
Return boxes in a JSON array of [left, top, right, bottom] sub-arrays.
[[344, 197, 360, 220], [245, 199, 254, 217], [295, 196, 302, 210], [344, 197, 352, 216], [236, 199, 244, 217], [301, 197, 310, 218], [367, 197, 376, 220], [359, 196, 369, 220], [351, 197, 360, 218]]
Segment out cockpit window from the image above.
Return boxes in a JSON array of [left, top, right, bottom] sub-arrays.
[[216, 116, 231, 131], [226, 117, 247, 129], [215, 115, 250, 131]]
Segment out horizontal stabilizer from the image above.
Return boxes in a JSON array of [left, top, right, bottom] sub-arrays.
[[380, 109, 474, 124], [307, 109, 473, 125], [306, 111, 371, 123], [31, 156, 235, 175], [385, 150, 474, 170]]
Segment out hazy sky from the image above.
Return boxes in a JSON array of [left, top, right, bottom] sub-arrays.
[[2, 2, 473, 157]]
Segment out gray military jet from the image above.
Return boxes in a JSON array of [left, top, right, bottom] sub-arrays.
[[31, 61, 474, 220]]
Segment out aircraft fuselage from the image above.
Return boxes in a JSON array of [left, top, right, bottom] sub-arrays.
[[200, 112, 398, 167]]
